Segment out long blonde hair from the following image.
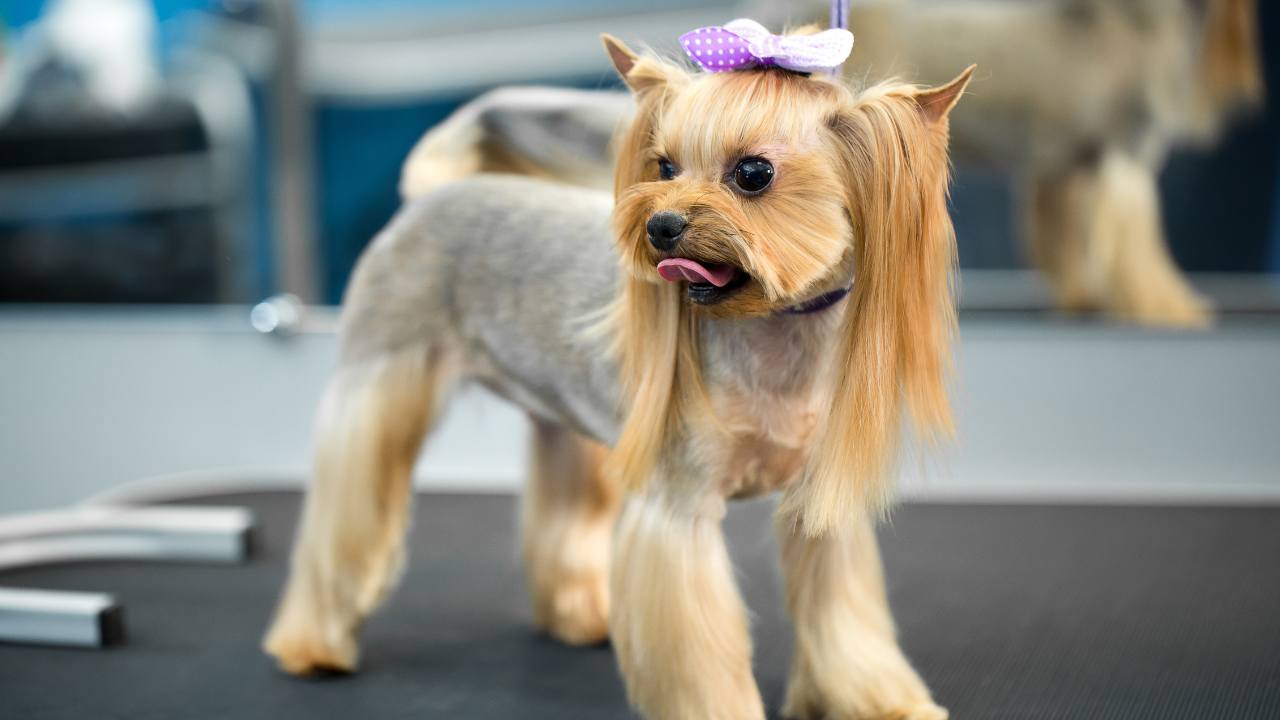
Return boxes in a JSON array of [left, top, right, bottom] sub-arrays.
[[780, 74, 968, 536]]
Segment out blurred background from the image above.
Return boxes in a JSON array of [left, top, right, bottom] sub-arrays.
[[0, 0, 1277, 513]]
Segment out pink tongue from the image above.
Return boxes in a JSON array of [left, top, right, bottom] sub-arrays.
[[656, 258, 735, 287]]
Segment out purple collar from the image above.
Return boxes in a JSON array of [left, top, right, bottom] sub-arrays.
[[782, 286, 851, 315]]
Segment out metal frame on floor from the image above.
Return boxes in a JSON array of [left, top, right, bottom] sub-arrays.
[[0, 505, 253, 647]]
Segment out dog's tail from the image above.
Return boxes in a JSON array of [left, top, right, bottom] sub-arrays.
[[399, 97, 491, 200], [1193, 0, 1263, 138], [1202, 0, 1263, 105], [263, 343, 453, 674], [399, 87, 625, 201]]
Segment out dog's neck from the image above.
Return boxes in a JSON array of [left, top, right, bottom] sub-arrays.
[[699, 294, 848, 399], [781, 286, 851, 315]]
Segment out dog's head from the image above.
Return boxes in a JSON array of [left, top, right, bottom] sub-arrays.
[[603, 33, 972, 534], [606, 36, 856, 317], [605, 35, 968, 317]]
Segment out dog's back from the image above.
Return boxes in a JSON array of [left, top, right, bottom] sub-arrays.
[[340, 174, 623, 440]]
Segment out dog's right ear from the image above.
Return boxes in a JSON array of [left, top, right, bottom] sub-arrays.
[[602, 34, 640, 83], [598, 34, 701, 497], [604, 34, 686, 200], [602, 34, 682, 96]]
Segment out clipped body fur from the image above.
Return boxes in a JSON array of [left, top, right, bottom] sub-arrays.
[[267, 34, 972, 720]]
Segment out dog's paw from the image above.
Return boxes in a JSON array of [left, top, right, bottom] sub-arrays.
[[263, 621, 357, 676], [883, 702, 949, 720], [782, 668, 947, 720], [537, 571, 610, 646], [784, 701, 948, 720], [1125, 294, 1213, 330]]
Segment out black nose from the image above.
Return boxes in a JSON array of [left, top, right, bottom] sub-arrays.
[[646, 211, 687, 251]]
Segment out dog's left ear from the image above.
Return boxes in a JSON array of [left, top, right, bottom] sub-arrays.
[[780, 68, 974, 537], [913, 64, 975, 126]]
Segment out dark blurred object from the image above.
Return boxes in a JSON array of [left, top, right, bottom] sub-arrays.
[[0, 96, 220, 303], [0, 0, 229, 303], [0, 0, 262, 304], [0, 97, 205, 168]]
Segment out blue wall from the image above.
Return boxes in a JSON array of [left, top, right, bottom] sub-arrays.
[[1, 0, 213, 29]]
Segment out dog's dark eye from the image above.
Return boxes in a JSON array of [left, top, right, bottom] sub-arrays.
[[658, 159, 679, 180], [733, 158, 774, 194]]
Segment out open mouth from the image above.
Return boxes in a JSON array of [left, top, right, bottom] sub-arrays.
[[656, 258, 750, 305]]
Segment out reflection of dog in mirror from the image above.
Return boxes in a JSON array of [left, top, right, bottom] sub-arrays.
[[265, 29, 973, 720], [405, 0, 1261, 328]]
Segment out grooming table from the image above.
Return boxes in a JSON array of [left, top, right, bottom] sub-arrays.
[[0, 490, 1277, 719]]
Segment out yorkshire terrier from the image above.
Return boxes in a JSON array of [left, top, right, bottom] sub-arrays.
[[405, 0, 1262, 329], [265, 21, 972, 720]]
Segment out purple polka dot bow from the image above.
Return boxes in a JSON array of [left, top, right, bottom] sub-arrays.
[[679, 18, 853, 74]]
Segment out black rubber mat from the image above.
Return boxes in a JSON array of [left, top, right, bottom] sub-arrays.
[[2, 491, 1278, 719]]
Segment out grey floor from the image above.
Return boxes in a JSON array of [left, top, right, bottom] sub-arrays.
[[2, 491, 1278, 719]]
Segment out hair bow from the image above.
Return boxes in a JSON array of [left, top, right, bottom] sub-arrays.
[[678, 18, 853, 75]]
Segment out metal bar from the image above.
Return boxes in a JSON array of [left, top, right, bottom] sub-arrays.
[[266, 0, 319, 302], [0, 506, 253, 572], [0, 588, 124, 647]]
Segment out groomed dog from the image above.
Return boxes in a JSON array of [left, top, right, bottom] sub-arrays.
[[265, 27, 972, 720], [404, 0, 1262, 328]]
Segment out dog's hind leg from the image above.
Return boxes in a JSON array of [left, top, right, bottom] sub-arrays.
[[777, 515, 946, 720], [521, 418, 619, 646], [263, 343, 455, 674]]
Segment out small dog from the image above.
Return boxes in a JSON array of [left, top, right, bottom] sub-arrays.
[[404, 0, 1262, 328], [265, 26, 972, 720]]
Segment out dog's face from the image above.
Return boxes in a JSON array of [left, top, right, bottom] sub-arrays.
[[608, 45, 855, 318]]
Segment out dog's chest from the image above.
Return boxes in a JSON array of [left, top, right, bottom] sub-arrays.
[[699, 311, 837, 498], [715, 393, 818, 499]]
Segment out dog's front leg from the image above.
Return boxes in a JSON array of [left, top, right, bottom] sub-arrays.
[[777, 515, 946, 720], [610, 489, 765, 720]]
